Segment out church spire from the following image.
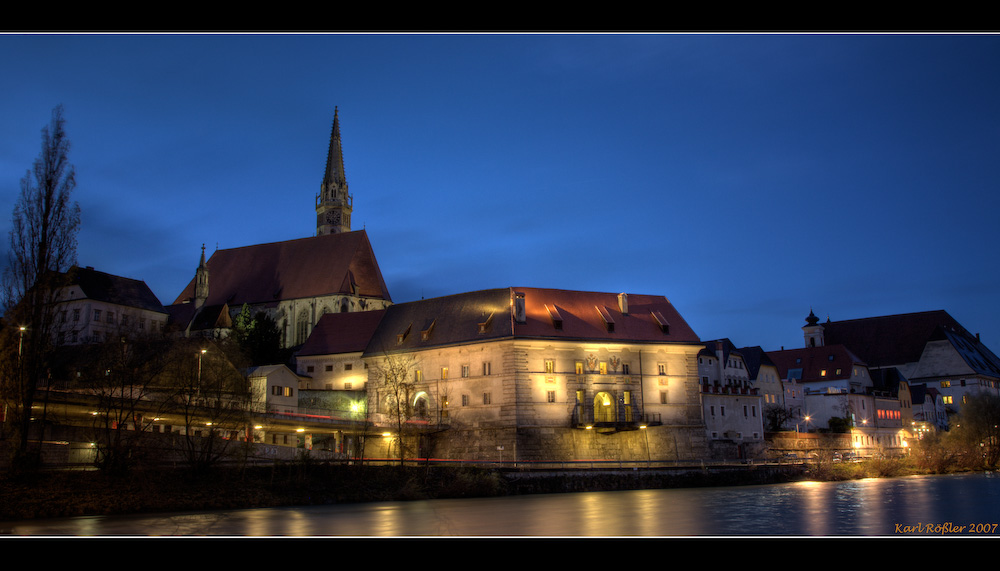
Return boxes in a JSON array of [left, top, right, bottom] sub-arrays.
[[194, 243, 209, 308], [316, 107, 353, 235]]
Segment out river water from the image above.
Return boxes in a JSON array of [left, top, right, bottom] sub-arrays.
[[4, 472, 999, 537]]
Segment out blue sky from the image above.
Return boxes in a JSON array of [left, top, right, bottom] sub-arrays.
[[2, 33, 999, 353]]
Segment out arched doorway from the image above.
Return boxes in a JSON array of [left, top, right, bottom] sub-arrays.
[[594, 391, 616, 423]]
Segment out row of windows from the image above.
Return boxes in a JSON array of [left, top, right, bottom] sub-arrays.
[[60, 308, 160, 331], [708, 404, 758, 418]]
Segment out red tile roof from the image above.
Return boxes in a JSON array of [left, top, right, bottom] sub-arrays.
[[767, 345, 867, 382], [513, 287, 700, 343], [298, 309, 386, 356], [172, 230, 391, 308], [820, 310, 966, 368]]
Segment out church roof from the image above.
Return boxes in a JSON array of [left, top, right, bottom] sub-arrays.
[[821, 310, 971, 368], [65, 266, 166, 313], [171, 230, 391, 308], [362, 287, 699, 356]]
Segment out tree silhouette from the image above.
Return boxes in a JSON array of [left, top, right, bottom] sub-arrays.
[[1, 106, 81, 469]]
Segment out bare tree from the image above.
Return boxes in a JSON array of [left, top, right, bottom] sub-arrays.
[[87, 322, 174, 474], [371, 350, 420, 465], [1, 106, 81, 469], [159, 338, 255, 473]]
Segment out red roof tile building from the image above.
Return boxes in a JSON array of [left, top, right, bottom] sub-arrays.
[[291, 287, 712, 463]]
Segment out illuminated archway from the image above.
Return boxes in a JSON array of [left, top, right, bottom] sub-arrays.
[[594, 391, 616, 423], [413, 391, 431, 419]]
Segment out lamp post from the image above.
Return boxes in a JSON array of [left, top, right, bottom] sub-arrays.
[[18, 325, 26, 358]]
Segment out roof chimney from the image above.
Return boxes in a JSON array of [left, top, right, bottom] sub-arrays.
[[618, 293, 628, 315], [512, 291, 526, 323]]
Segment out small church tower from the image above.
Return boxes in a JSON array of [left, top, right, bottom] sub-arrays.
[[316, 107, 353, 235], [803, 308, 825, 347], [194, 244, 209, 308]]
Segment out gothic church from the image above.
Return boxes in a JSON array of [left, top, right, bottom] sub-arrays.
[[167, 109, 392, 347]]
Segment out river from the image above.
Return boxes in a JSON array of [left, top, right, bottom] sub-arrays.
[[4, 472, 999, 537]]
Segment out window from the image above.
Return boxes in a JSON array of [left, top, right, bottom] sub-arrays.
[[710, 405, 716, 416], [325, 365, 333, 372], [940, 380, 951, 388], [139, 318, 145, 330], [344, 382, 352, 390], [483, 392, 491, 405], [462, 395, 469, 406], [441, 367, 448, 380], [107, 312, 114, 324], [284, 387, 293, 397], [547, 390, 556, 403], [307, 366, 314, 373], [461, 365, 470, 378], [415, 370, 423, 382], [345, 363, 353, 371], [73, 308, 80, 321], [660, 390, 668, 404], [943, 396, 953, 404], [544, 359, 555, 374], [622, 363, 630, 375], [744, 405, 748, 417], [658, 363, 666, 375], [575, 361, 584, 375], [820, 369, 827, 377], [599, 362, 608, 375], [94, 309, 101, 321], [483, 362, 492, 376], [721, 406, 726, 416]]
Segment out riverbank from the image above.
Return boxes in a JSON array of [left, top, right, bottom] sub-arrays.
[[0, 459, 950, 522]]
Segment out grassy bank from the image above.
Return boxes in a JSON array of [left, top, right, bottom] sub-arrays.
[[0, 462, 808, 522], [0, 457, 968, 523]]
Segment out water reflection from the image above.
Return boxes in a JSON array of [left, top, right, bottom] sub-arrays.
[[5, 473, 999, 537]]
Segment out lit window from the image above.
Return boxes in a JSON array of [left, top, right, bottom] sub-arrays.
[[658, 364, 666, 375], [544, 359, 555, 374], [575, 362, 584, 375], [599, 362, 608, 375], [461, 365, 469, 378], [441, 367, 448, 379]]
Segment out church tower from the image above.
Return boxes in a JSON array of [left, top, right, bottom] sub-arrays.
[[194, 244, 209, 308], [316, 107, 353, 235]]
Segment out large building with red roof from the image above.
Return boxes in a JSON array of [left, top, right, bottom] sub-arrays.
[[289, 287, 711, 463]]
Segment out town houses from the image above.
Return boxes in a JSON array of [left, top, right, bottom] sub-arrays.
[[12, 111, 1000, 465]]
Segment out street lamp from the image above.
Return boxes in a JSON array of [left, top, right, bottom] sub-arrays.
[[18, 326, 26, 358]]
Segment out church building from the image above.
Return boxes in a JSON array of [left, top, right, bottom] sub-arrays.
[[167, 109, 392, 347]]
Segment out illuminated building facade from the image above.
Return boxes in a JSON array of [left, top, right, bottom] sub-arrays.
[[698, 339, 765, 458], [293, 287, 710, 463]]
